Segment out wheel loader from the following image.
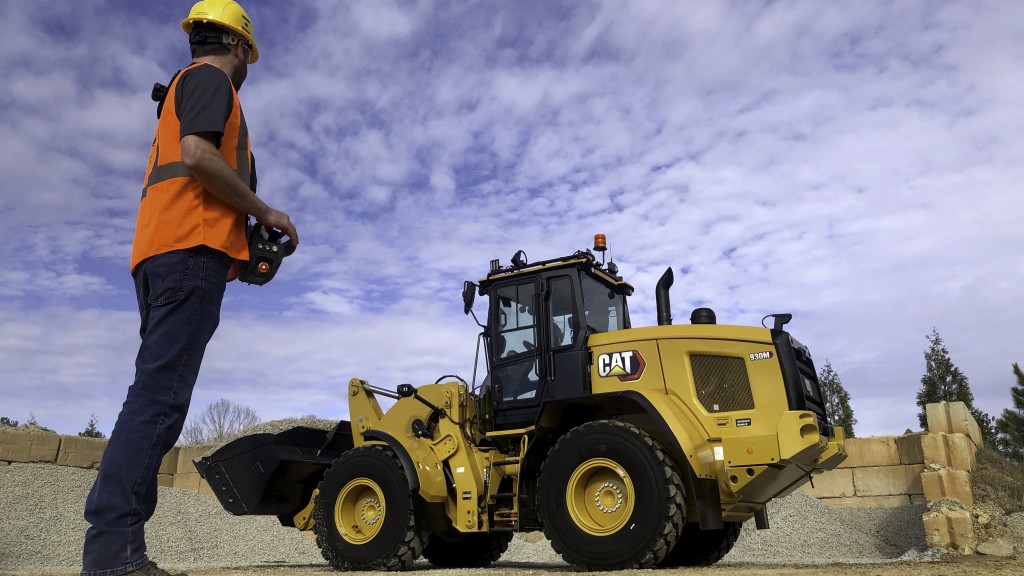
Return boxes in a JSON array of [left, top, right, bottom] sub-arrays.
[[195, 235, 847, 571]]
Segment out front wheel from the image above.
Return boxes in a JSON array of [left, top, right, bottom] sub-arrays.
[[312, 445, 425, 570], [537, 420, 685, 570]]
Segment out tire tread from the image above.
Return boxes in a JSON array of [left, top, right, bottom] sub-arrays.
[[537, 420, 685, 570], [312, 445, 425, 571]]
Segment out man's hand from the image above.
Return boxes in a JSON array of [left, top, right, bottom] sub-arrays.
[[226, 259, 242, 282], [256, 208, 299, 247]]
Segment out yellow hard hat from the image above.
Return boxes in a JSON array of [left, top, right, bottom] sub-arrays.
[[181, 0, 258, 63]]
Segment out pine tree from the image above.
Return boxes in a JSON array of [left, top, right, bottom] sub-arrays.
[[818, 360, 857, 438], [78, 414, 106, 439], [913, 329, 1000, 445], [916, 329, 978, 429], [0, 416, 18, 427], [995, 363, 1024, 461], [972, 409, 1000, 450]]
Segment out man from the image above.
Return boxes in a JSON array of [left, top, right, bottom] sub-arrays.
[[82, 2, 297, 575]]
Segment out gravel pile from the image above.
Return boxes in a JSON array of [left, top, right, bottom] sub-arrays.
[[0, 464, 323, 574], [0, 462, 930, 574], [722, 489, 929, 563], [202, 417, 339, 457]]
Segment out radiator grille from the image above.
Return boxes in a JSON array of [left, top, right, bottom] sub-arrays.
[[692, 355, 754, 412]]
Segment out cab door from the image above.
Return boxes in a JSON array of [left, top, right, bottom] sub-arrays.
[[543, 275, 588, 400], [489, 278, 542, 409]]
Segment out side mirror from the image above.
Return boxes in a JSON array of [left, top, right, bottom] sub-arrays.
[[772, 313, 793, 331], [462, 281, 476, 315]]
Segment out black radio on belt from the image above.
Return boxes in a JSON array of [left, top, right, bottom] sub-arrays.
[[238, 223, 295, 286]]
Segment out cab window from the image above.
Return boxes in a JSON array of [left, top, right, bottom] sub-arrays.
[[494, 281, 536, 359], [581, 276, 626, 333], [548, 276, 577, 348], [492, 280, 541, 403]]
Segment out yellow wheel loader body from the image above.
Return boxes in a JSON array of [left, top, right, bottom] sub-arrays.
[[196, 237, 846, 571]]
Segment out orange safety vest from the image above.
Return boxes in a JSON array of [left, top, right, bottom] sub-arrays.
[[131, 62, 252, 272]]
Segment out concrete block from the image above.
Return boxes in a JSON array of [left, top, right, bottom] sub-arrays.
[[172, 472, 201, 492], [0, 428, 59, 463], [923, 508, 975, 553], [157, 473, 174, 488], [921, 469, 974, 507], [839, 436, 900, 468], [911, 494, 927, 505], [800, 468, 854, 498], [56, 435, 106, 469], [819, 495, 912, 508], [895, 434, 925, 465], [926, 403, 952, 434], [159, 447, 179, 475], [926, 402, 983, 447], [852, 464, 924, 496], [176, 445, 210, 474], [922, 433, 977, 471]]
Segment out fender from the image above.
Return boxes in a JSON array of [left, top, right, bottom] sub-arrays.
[[362, 429, 421, 492], [612, 391, 724, 530], [361, 428, 451, 503]]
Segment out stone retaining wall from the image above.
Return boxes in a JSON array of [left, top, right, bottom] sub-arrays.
[[919, 402, 984, 553], [0, 428, 215, 494], [801, 434, 928, 507], [800, 401, 983, 552], [800, 402, 979, 511]]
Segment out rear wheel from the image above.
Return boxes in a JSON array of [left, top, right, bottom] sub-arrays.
[[422, 530, 513, 567], [312, 445, 425, 570], [537, 420, 685, 570], [659, 521, 743, 567]]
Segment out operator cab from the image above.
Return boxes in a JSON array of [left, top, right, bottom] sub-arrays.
[[464, 237, 633, 428]]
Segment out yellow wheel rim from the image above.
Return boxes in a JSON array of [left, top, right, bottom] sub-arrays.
[[566, 458, 634, 536], [334, 478, 386, 544]]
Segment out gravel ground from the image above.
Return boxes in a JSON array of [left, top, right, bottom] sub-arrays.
[[0, 462, 933, 574]]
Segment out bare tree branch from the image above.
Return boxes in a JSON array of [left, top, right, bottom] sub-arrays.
[[181, 398, 260, 445]]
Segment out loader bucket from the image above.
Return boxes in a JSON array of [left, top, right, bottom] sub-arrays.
[[194, 424, 352, 519]]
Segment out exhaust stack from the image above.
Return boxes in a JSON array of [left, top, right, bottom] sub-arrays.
[[656, 267, 674, 326]]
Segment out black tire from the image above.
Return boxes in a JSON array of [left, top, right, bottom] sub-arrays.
[[659, 521, 743, 567], [312, 445, 425, 571], [537, 420, 685, 570], [422, 530, 514, 567]]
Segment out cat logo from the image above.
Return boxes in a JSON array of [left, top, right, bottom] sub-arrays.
[[597, 350, 646, 382]]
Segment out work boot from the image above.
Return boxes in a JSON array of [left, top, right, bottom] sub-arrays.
[[124, 562, 187, 576]]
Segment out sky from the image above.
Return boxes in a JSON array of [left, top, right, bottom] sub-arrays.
[[1, 0, 1022, 440]]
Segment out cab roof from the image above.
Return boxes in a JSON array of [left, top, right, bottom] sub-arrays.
[[479, 249, 634, 295]]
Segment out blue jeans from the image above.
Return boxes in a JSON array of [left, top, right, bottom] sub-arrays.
[[82, 248, 230, 576]]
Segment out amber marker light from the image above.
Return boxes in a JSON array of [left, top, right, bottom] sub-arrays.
[[257, 261, 271, 274], [593, 233, 607, 252]]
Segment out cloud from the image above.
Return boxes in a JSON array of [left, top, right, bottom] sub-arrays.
[[1, 1, 1023, 438]]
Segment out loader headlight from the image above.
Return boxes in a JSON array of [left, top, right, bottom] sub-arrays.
[[802, 376, 816, 398]]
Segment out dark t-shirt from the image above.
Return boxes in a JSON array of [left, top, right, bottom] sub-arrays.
[[174, 63, 235, 148]]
